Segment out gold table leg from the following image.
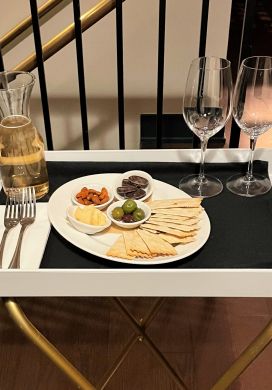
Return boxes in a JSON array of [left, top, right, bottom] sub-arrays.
[[210, 319, 272, 390], [98, 297, 165, 389], [2, 298, 96, 390], [98, 333, 138, 389], [111, 297, 189, 390]]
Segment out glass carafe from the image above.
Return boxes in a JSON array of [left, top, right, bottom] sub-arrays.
[[0, 71, 49, 199]]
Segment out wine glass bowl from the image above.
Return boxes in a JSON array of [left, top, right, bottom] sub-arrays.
[[226, 56, 272, 197], [179, 56, 233, 198]]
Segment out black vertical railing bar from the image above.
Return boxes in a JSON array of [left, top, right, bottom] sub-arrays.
[[198, 0, 209, 57], [116, 0, 125, 150], [193, 0, 210, 148], [72, 0, 90, 150], [156, 0, 166, 149], [29, 0, 53, 150], [0, 45, 5, 71], [229, 0, 256, 148]]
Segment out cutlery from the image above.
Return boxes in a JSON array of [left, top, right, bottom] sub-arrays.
[[0, 194, 21, 268], [8, 187, 36, 269]]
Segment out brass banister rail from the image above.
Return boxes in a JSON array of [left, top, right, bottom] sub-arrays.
[[0, 0, 72, 54], [14, 0, 121, 72]]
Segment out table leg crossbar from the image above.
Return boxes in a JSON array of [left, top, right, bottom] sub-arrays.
[[97, 297, 167, 389], [109, 297, 189, 390], [211, 318, 272, 389], [2, 297, 272, 390]]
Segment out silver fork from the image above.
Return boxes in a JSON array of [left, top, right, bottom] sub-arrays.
[[0, 194, 21, 268], [8, 187, 36, 269]]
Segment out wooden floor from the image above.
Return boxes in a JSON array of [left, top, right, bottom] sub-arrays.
[[0, 297, 272, 390]]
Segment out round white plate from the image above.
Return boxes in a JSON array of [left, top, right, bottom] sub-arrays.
[[48, 173, 211, 265]]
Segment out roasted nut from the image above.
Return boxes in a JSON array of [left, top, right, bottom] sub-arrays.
[[75, 186, 109, 206]]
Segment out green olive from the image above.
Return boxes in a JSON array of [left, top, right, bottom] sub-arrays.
[[112, 207, 124, 220], [122, 199, 137, 214], [132, 208, 145, 222]]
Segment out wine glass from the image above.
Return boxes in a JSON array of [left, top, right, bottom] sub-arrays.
[[179, 56, 232, 198], [226, 56, 272, 197]]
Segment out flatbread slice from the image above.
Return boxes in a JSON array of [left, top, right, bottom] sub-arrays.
[[139, 228, 196, 245], [141, 223, 197, 238], [137, 229, 177, 256], [151, 208, 202, 217], [140, 226, 160, 234], [106, 235, 134, 260], [147, 198, 202, 209], [158, 233, 195, 245], [123, 230, 152, 258], [149, 215, 199, 225], [147, 219, 199, 231]]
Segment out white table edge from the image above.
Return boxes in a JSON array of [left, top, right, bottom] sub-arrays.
[[0, 268, 272, 297]]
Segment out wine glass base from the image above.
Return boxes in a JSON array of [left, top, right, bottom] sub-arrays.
[[179, 175, 223, 198], [226, 173, 271, 197]]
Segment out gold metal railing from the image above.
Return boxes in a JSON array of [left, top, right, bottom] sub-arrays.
[[14, 0, 120, 72], [0, 0, 72, 54]]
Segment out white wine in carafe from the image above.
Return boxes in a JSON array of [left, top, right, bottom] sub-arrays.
[[0, 115, 49, 199]]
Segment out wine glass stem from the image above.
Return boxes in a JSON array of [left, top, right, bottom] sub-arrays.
[[246, 137, 257, 181], [199, 138, 208, 182]]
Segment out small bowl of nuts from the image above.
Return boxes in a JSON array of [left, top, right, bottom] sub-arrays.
[[71, 184, 114, 210], [107, 199, 151, 229]]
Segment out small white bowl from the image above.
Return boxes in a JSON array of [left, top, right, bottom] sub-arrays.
[[71, 183, 114, 210], [107, 200, 151, 229], [113, 170, 154, 202], [67, 205, 111, 234]]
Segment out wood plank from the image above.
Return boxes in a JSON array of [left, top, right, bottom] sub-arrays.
[[187, 298, 241, 390]]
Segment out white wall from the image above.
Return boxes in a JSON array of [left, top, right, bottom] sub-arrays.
[[1, 0, 232, 150]]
